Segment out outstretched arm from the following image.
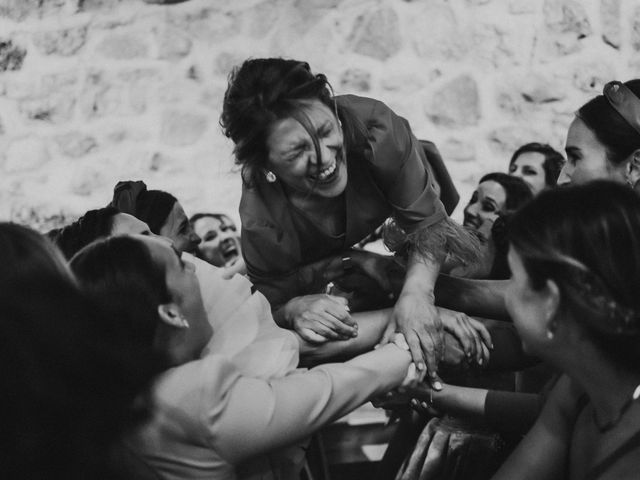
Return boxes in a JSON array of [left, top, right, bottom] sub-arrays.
[[435, 274, 509, 320]]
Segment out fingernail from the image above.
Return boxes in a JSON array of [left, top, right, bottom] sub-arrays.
[[421, 402, 428, 409], [430, 371, 437, 379], [466, 351, 471, 358], [433, 381, 443, 391], [490, 344, 494, 350], [478, 357, 483, 365], [417, 362, 425, 371], [411, 399, 418, 407], [345, 306, 351, 312]]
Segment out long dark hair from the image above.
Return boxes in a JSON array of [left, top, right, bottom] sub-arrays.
[[71, 235, 172, 353], [47, 206, 120, 260], [508, 180, 640, 367], [221, 58, 355, 186], [478, 172, 533, 213], [0, 225, 161, 479], [577, 79, 640, 166]]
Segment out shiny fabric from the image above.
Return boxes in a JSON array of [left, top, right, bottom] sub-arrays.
[[240, 95, 449, 307]]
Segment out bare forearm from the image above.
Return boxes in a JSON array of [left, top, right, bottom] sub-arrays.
[[434, 274, 509, 319], [298, 309, 391, 366]]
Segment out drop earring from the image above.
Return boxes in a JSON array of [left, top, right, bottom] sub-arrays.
[[265, 171, 277, 183], [178, 315, 190, 329]]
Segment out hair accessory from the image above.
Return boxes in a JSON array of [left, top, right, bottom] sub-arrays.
[[265, 171, 277, 183], [603, 81, 640, 136]]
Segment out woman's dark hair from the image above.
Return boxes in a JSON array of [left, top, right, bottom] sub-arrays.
[[111, 180, 177, 234], [71, 235, 172, 352], [509, 142, 566, 187], [189, 212, 234, 226], [1, 222, 74, 286], [0, 226, 161, 479], [577, 79, 640, 166], [220, 58, 348, 186], [479, 172, 534, 213], [508, 180, 640, 367], [47, 206, 120, 260]]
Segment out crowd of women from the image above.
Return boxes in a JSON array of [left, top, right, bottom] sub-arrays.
[[3, 57, 640, 480]]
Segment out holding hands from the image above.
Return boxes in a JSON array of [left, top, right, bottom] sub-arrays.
[[282, 294, 357, 344]]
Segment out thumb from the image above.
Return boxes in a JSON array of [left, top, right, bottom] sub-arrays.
[[380, 320, 397, 345]]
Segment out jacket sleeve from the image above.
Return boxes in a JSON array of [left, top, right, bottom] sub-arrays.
[[205, 344, 411, 464], [350, 96, 447, 234]]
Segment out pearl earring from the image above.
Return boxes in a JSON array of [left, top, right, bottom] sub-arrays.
[[546, 329, 554, 340], [265, 171, 277, 183]]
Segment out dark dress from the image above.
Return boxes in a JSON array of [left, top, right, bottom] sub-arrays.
[[240, 94, 456, 308]]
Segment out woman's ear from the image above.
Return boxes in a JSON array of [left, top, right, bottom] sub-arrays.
[[543, 279, 560, 337], [157, 304, 189, 329]]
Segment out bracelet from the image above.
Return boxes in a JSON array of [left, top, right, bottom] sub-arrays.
[[342, 255, 353, 274]]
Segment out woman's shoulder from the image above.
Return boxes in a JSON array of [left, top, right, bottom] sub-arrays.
[[336, 94, 394, 123]]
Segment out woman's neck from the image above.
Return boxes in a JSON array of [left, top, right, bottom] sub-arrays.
[[564, 348, 640, 432]]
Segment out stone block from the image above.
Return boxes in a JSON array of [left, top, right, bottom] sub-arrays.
[[70, 167, 105, 197], [4, 136, 50, 173], [19, 94, 76, 123], [154, 26, 192, 61], [80, 71, 124, 119], [509, 0, 537, 14], [248, 0, 282, 38], [426, 75, 481, 127], [520, 74, 565, 104], [410, 4, 464, 61], [79, 0, 126, 11], [348, 7, 402, 61], [213, 52, 246, 77], [0, 40, 27, 72], [169, 9, 242, 43], [143, 0, 191, 3], [488, 126, 546, 156], [340, 68, 371, 92], [160, 110, 208, 147], [601, 0, 621, 49], [33, 26, 88, 56], [572, 60, 616, 93], [543, 0, 591, 55], [440, 138, 476, 163], [0, 0, 65, 22], [632, 7, 640, 52], [96, 33, 149, 60], [381, 73, 429, 92], [55, 132, 98, 158]]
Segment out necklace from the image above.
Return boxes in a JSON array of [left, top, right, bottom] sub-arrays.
[[593, 384, 640, 433]]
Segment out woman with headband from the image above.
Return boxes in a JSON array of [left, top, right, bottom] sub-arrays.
[[111, 180, 201, 254], [221, 58, 482, 381]]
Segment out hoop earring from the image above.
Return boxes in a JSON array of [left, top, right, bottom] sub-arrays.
[[265, 171, 277, 183]]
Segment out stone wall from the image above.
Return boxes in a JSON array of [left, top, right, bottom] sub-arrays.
[[1, 0, 640, 230]]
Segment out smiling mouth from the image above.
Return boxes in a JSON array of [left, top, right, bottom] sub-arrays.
[[219, 238, 239, 264], [309, 161, 338, 184]]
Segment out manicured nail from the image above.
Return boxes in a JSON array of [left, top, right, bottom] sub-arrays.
[[478, 357, 483, 365], [430, 371, 437, 378], [417, 362, 425, 371], [433, 381, 443, 391], [466, 351, 471, 357], [421, 402, 428, 409], [411, 399, 418, 407]]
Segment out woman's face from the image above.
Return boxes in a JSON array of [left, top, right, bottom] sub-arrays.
[[159, 202, 201, 255], [509, 151, 547, 194], [463, 180, 507, 235], [265, 99, 348, 199], [141, 236, 212, 349], [505, 247, 552, 356], [558, 117, 627, 185], [192, 215, 241, 268]]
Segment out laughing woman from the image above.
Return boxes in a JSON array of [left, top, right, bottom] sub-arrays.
[[221, 58, 479, 378]]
